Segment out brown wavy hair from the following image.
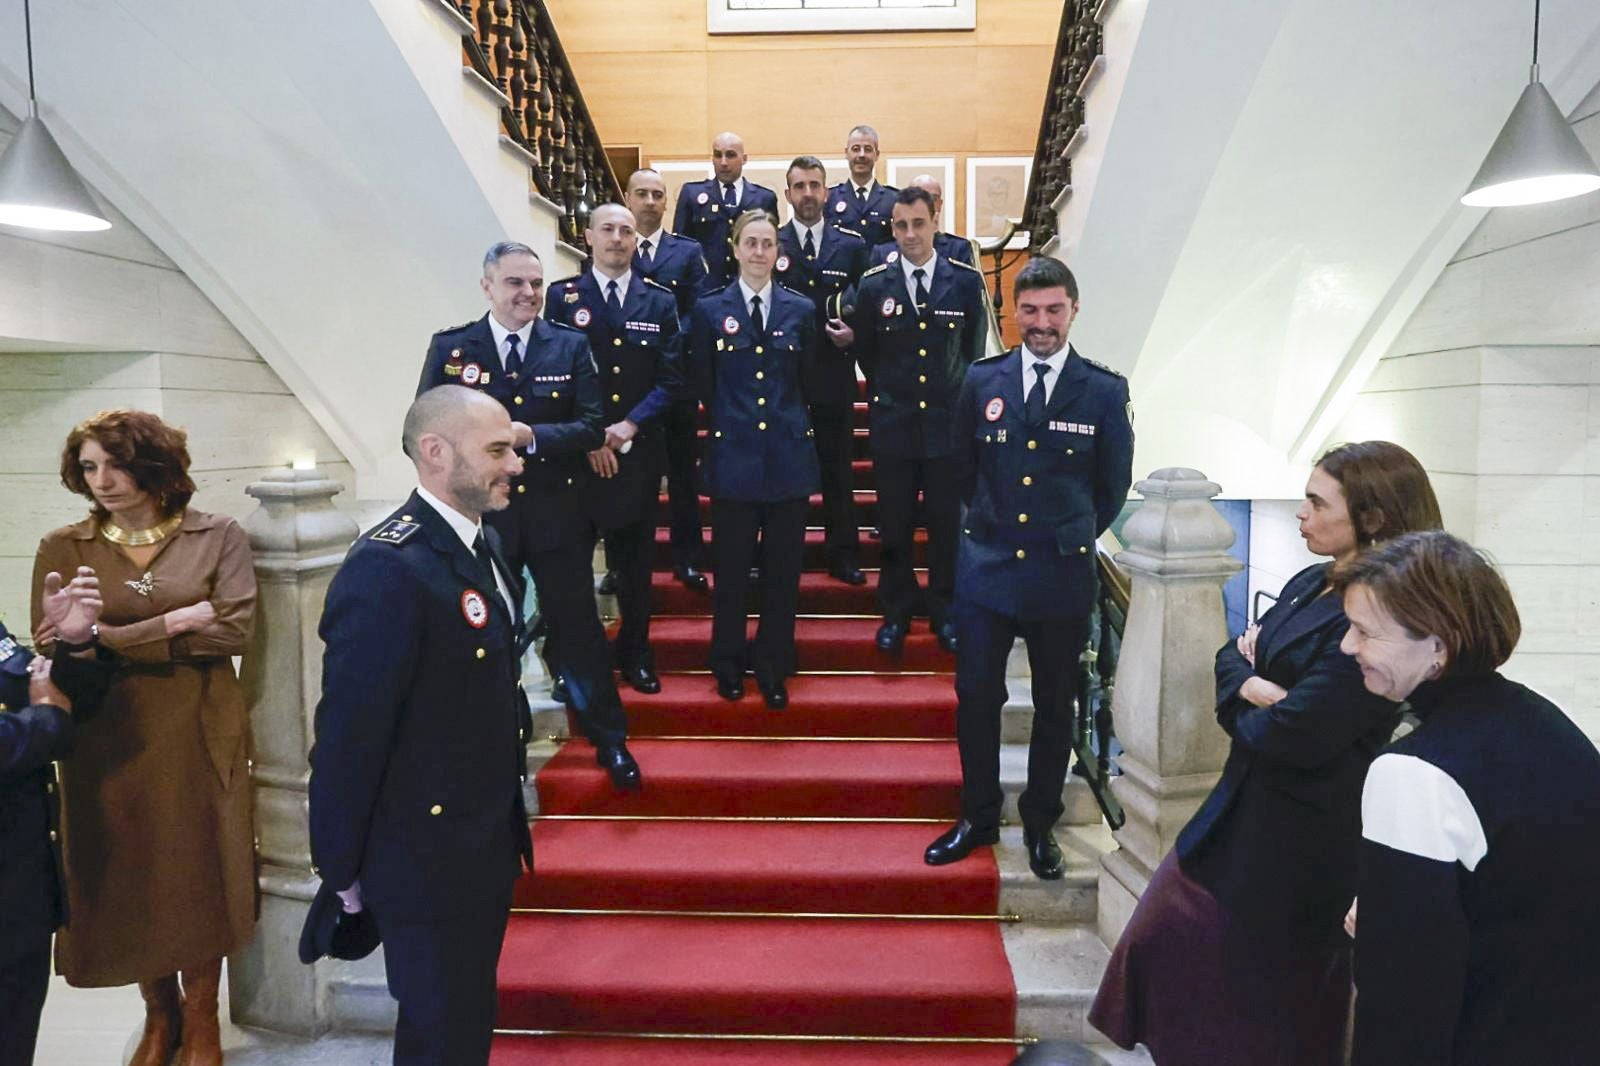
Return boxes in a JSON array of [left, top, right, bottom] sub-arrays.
[[1316, 441, 1442, 552], [60, 409, 195, 521]]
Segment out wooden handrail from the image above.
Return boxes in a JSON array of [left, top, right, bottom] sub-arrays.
[[456, 0, 621, 248], [1019, 2, 1102, 253]]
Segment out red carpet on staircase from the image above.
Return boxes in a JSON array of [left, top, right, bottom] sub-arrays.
[[491, 395, 1023, 1064]]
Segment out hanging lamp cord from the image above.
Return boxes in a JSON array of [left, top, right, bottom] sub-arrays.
[[1532, 0, 1541, 72], [22, 0, 37, 113]]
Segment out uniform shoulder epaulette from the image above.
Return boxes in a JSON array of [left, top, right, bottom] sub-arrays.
[[550, 275, 583, 290], [775, 281, 808, 299], [948, 257, 982, 273], [547, 319, 584, 336], [1080, 355, 1126, 378], [431, 320, 477, 339], [972, 350, 1008, 364], [642, 277, 674, 294], [369, 517, 421, 546], [701, 281, 734, 296], [860, 263, 890, 279]]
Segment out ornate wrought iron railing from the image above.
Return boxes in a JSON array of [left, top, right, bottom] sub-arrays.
[[1073, 533, 1129, 829], [456, 0, 620, 248], [1020, 1, 1103, 253]]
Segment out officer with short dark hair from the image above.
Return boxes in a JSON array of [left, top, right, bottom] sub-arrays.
[[776, 155, 869, 586], [627, 168, 711, 591], [826, 125, 898, 249], [673, 133, 780, 289], [924, 257, 1134, 882], [545, 203, 683, 694], [419, 242, 640, 791], [836, 185, 988, 657]]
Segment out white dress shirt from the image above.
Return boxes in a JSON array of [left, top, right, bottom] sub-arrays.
[[719, 177, 745, 206], [415, 486, 514, 618], [791, 219, 827, 256], [737, 278, 774, 324], [591, 266, 632, 305], [636, 227, 663, 262], [900, 250, 939, 310], [1021, 344, 1071, 405], [486, 315, 533, 373]]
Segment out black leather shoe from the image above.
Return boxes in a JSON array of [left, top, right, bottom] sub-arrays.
[[875, 620, 908, 655], [828, 558, 867, 585], [596, 744, 642, 791], [924, 820, 1000, 866], [1023, 826, 1066, 880], [549, 676, 571, 704], [715, 674, 745, 701], [621, 663, 661, 694], [674, 565, 709, 592], [597, 569, 621, 596], [756, 677, 788, 710], [936, 620, 958, 654]]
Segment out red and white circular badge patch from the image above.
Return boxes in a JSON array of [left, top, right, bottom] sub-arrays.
[[462, 363, 482, 386], [886, 250, 899, 265], [776, 255, 791, 273], [461, 589, 489, 629], [697, 191, 709, 205], [723, 316, 741, 335], [880, 297, 897, 318], [573, 308, 592, 328], [985, 397, 1005, 422], [834, 201, 848, 213]]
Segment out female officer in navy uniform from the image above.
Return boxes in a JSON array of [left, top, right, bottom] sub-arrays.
[[1, 569, 108, 1066], [686, 210, 820, 709]]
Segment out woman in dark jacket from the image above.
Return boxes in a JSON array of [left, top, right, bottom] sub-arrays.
[[1338, 532, 1600, 1066], [1090, 441, 1441, 1065], [0, 568, 107, 1066]]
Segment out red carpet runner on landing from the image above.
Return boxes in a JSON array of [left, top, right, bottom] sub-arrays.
[[491, 397, 1023, 1064]]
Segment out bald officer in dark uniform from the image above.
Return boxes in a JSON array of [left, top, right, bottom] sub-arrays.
[[674, 132, 780, 289], [924, 257, 1133, 882], [775, 155, 869, 585], [826, 124, 898, 249], [419, 242, 639, 791], [545, 203, 683, 693], [627, 168, 712, 589], [837, 186, 988, 657], [310, 387, 533, 1065]]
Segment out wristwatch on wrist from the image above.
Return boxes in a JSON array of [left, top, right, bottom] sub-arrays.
[[55, 623, 99, 654]]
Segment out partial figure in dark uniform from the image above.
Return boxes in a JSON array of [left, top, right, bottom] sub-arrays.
[[310, 387, 534, 1066], [775, 155, 869, 586], [627, 168, 711, 591], [418, 242, 640, 790], [686, 210, 820, 710], [673, 133, 780, 290], [545, 203, 683, 694], [825, 124, 898, 249], [0, 571, 107, 1066], [868, 173, 980, 269], [834, 185, 988, 657], [924, 257, 1133, 882]]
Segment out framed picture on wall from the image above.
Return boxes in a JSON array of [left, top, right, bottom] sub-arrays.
[[707, 0, 976, 35], [885, 157, 956, 233], [648, 160, 714, 223], [966, 156, 1033, 249]]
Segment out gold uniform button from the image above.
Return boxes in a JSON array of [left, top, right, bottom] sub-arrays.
[[918, 349, 927, 356], [517, 484, 526, 494], [613, 365, 622, 374], [611, 393, 621, 402], [949, 322, 957, 330], [566, 477, 574, 485], [1079, 546, 1089, 554], [755, 346, 765, 354], [714, 430, 723, 438], [401, 514, 413, 521], [475, 648, 486, 659], [514, 395, 524, 405], [1016, 549, 1027, 560], [918, 375, 927, 383], [0, 703, 7, 712], [758, 421, 768, 431], [758, 397, 766, 406], [918, 400, 927, 410], [46, 781, 54, 793], [50, 830, 58, 842], [1028, 440, 1038, 450], [1067, 448, 1075, 456], [1022, 476, 1033, 486], [551, 391, 559, 398], [1018, 513, 1029, 523], [430, 805, 443, 816], [613, 338, 623, 347], [918, 322, 927, 331]]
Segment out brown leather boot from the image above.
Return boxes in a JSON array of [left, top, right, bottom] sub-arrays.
[[175, 957, 224, 1066], [128, 974, 182, 1066]]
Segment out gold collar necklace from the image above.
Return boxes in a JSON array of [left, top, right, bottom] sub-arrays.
[[101, 513, 184, 547]]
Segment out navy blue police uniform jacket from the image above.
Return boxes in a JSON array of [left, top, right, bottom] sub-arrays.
[[418, 315, 604, 553], [774, 221, 868, 408], [953, 346, 1134, 621], [1, 621, 112, 950], [673, 179, 780, 288], [544, 272, 684, 528], [686, 282, 821, 504], [826, 181, 898, 249], [845, 257, 988, 460], [309, 497, 533, 922], [633, 231, 709, 323], [870, 232, 978, 269]]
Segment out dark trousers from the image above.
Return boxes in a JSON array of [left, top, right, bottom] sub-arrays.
[[954, 600, 1087, 832], [809, 403, 860, 559], [527, 540, 628, 748], [374, 880, 515, 1066], [663, 401, 705, 569], [0, 936, 50, 1066], [709, 496, 807, 682], [604, 517, 655, 669], [873, 455, 958, 627]]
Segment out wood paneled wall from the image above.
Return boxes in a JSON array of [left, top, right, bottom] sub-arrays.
[[544, 0, 1059, 236]]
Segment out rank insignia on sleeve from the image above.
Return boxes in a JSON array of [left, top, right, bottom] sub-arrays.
[[443, 363, 462, 376], [565, 290, 580, 303], [461, 589, 489, 629], [370, 519, 420, 545]]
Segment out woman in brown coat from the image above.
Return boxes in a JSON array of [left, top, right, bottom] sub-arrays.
[[32, 409, 256, 1066]]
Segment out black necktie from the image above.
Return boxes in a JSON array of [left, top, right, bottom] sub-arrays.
[[639, 238, 652, 263], [750, 294, 764, 337], [723, 183, 738, 210], [912, 268, 929, 316], [1026, 361, 1050, 425], [472, 530, 499, 594], [504, 331, 523, 376], [856, 186, 868, 206], [606, 279, 622, 317], [802, 229, 816, 260]]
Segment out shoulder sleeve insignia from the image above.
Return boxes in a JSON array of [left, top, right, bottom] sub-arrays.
[[369, 519, 421, 545], [860, 263, 890, 278]]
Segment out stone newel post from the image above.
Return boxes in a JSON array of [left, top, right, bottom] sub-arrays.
[[1097, 468, 1240, 944], [229, 469, 358, 1035]]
